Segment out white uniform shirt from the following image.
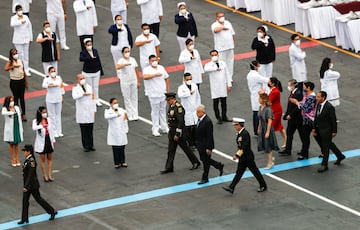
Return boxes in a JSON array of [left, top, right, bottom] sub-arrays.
[[10, 14, 33, 44], [289, 43, 307, 82], [246, 70, 269, 111], [211, 20, 235, 51], [46, 0, 64, 14], [177, 83, 201, 126], [111, 0, 127, 12], [143, 64, 169, 98], [104, 107, 129, 146], [137, 0, 163, 24], [135, 33, 160, 68], [178, 48, 204, 84], [204, 60, 232, 99], [42, 75, 65, 103], [116, 57, 138, 83], [12, 0, 32, 13], [320, 69, 340, 106], [73, 0, 98, 36], [2, 106, 24, 142], [72, 83, 97, 124]]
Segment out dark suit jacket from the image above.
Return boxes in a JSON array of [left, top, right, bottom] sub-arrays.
[[313, 101, 337, 137], [174, 13, 198, 37], [195, 115, 214, 152], [80, 48, 104, 76], [283, 87, 303, 123], [23, 155, 40, 190], [236, 128, 255, 162], [108, 24, 133, 47]]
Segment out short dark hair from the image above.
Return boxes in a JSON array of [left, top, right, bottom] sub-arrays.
[[303, 81, 315, 90], [141, 23, 150, 29], [209, 49, 218, 55], [148, 54, 157, 60], [185, 39, 193, 45], [318, 91, 327, 99], [250, 60, 259, 70], [257, 26, 266, 33], [184, 72, 192, 79], [114, 15, 122, 21], [291, 34, 299, 41], [122, 46, 129, 53], [109, 98, 117, 104], [15, 5, 22, 11]]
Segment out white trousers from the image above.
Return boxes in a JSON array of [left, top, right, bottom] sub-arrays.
[[42, 61, 58, 75], [176, 33, 195, 52], [258, 62, 273, 78], [120, 81, 138, 120], [47, 13, 67, 47], [46, 101, 62, 135], [14, 43, 30, 73], [148, 97, 167, 132], [111, 10, 127, 24], [110, 45, 123, 66], [218, 49, 234, 81], [83, 71, 100, 101]]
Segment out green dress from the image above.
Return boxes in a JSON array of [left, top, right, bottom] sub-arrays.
[[8, 113, 21, 145]]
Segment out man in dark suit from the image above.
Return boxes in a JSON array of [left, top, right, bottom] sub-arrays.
[[195, 104, 224, 185], [279, 79, 304, 158], [313, 91, 345, 173], [18, 145, 57, 225], [222, 118, 267, 194]]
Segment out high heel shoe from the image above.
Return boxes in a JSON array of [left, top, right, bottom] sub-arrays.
[[48, 177, 54, 182], [43, 177, 49, 182], [264, 162, 274, 170]]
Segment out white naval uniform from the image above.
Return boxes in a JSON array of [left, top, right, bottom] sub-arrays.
[[111, 0, 128, 23], [32, 119, 55, 153], [72, 83, 97, 124], [178, 48, 204, 85], [135, 33, 160, 71], [204, 60, 232, 99], [177, 83, 201, 126], [46, 0, 67, 47], [246, 70, 269, 111], [42, 75, 65, 135], [143, 64, 169, 133], [320, 69, 341, 107], [289, 42, 307, 83], [117, 57, 139, 120], [73, 0, 98, 36], [137, 0, 163, 24], [2, 106, 24, 143], [104, 107, 129, 146]]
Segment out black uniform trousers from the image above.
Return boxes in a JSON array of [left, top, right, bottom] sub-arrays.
[[22, 188, 55, 221], [79, 123, 94, 150], [199, 150, 222, 181], [229, 160, 267, 189], [184, 125, 196, 147], [150, 23, 160, 38], [10, 79, 26, 115], [300, 124, 313, 157], [284, 119, 304, 152], [213, 97, 227, 121], [112, 145, 125, 165]]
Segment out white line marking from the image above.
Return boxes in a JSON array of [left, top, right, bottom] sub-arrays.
[[0, 170, 13, 179]]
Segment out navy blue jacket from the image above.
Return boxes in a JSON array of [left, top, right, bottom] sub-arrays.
[[108, 24, 133, 48], [174, 13, 198, 37], [79, 48, 104, 76]]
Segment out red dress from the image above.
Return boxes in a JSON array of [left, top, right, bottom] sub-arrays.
[[269, 87, 283, 131]]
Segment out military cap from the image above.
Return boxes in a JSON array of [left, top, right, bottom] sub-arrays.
[[232, 117, 245, 125], [165, 92, 177, 100]]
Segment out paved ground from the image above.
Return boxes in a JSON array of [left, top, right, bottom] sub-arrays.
[[0, 0, 359, 229]]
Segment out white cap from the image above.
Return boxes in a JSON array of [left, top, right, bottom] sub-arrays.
[[83, 38, 92, 44], [262, 25, 268, 32], [232, 117, 245, 124], [177, 2, 186, 8]]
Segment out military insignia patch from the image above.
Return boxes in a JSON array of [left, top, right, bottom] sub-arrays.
[[178, 107, 183, 113], [30, 162, 36, 167], [170, 110, 174, 116]]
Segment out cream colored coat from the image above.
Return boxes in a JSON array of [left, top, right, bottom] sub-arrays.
[[2, 106, 24, 142], [104, 107, 129, 146]]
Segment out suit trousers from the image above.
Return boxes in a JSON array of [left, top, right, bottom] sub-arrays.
[[300, 124, 312, 157], [253, 111, 259, 136], [112, 145, 125, 165], [10, 79, 26, 115], [79, 123, 94, 150], [213, 97, 227, 121], [199, 150, 221, 180], [165, 135, 199, 170], [183, 125, 196, 147], [230, 160, 267, 189], [285, 119, 303, 151], [21, 189, 55, 221], [314, 129, 344, 166]]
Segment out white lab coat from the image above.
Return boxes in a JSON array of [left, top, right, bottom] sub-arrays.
[[73, 0, 98, 36], [289, 43, 307, 82], [246, 70, 269, 111], [137, 0, 163, 24], [204, 60, 232, 99], [104, 107, 129, 146], [178, 48, 204, 84], [177, 83, 201, 126], [320, 69, 341, 106], [10, 14, 33, 44], [32, 119, 55, 153], [42, 75, 65, 103], [2, 106, 24, 142], [72, 83, 97, 124]]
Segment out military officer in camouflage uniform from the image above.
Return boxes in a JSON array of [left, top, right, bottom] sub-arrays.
[[160, 93, 200, 174]]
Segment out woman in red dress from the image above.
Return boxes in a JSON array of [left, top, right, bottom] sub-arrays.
[[268, 77, 287, 148]]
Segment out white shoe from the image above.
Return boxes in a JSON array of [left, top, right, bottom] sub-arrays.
[[264, 162, 274, 170], [152, 131, 161, 137], [58, 133, 64, 137], [61, 44, 70, 50], [54, 133, 59, 138], [96, 101, 102, 106], [160, 128, 169, 134], [26, 71, 31, 76]]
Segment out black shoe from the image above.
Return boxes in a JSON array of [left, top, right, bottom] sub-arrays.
[[257, 186, 267, 192], [83, 148, 90, 152], [222, 186, 234, 194], [216, 119, 223, 124], [160, 169, 174, 174], [43, 177, 49, 182], [318, 154, 323, 158], [49, 211, 58, 220], [334, 155, 346, 165], [279, 150, 291, 156], [190, 162, 200, 170], [222, 117, 232, 122], [197, 179, 209, 185], [17, 220, 29, 224], [317, 165, 328, 173], [89, 147, 96, 151], [219, 163, 224, 176], [297, 155, 308, 160], [296, 152, 302, 156]]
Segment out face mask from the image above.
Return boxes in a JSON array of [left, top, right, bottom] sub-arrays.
[[80, 79, 86, 85], [9, 101, 15, 107], [151, 61, 158, 67], [143, 29, 150, 35], [186, 80, 192, 85], [219, 17, 225, 23], [42, 113, 47, 118], [45, 27, 51, 33], [329, 63, 334, 69], [180, 9, 187, 15], [295, 40, 301, 46], [257, 32, 263, 39], [257, 66, 262, 72], [123, 52, 130, 58], [13, 54, 19, 60], [113, 103, 119, 109], [116, 20, 123, 26], [211, 56, 218, 62], [86, 46, 92, 51], [50, 72, 56, 78], [188, 45, 194, 51], [17, 11, 23, 16], [287, 86, 293, 92]]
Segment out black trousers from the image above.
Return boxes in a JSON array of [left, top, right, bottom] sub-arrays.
[[314, 129, 344, 167], [79, 34, 94, 50], [199, 149, 222, 181], [252, 111, 259, 136], [79, 123, 94, 150], [112, 145, 125, 165], [284, 120, 304, 151], [150, 23, 160, 38], [21, 189, 55, 221], [229, 160, 267, 190], [184, 125, 196, 147], [300, 124, 313, 157], [213, 97, 227, 120], [165, 133, 200, 170], [10, 79, 26, 115]]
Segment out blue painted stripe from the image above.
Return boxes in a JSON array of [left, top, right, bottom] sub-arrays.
[[1, 150, 359, 230]]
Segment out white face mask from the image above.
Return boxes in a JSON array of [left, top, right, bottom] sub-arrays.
[[143, 29, 150, 35], [329, 63, 334, 69], [180, 9, 187, 15], [123, 52, 130, 58], [50, 72, 56, 78], [86, 45, 92, 51], [42, 113, 47, 118], [80, 79, 86, 85], [211, 56, 218, 62], [113, 103, 119, 109], [44, 27, 51, 33], [218, 17, 225, 23], [151, 61, 158, 67], [257, 32, 263, 39], [287, 86, 293, 92], [116, 20, 123, 26], [17, 11, 23, 16], [257, 65, 262, 72], [295, 40, 301, 46], [13, 54, 19, 60], [186, 80, 192, 85], [9, 101, 15, 107], [188, 45, 194, 51]]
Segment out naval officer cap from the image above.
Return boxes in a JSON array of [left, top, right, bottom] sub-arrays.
[[232, 117, 245, 125], [165, 92, 176, 100]]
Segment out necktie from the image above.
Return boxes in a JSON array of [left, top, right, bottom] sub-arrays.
[[81, 85, 86, 92], [316, 104, 321, 117], [215, 62, 220, 68], [196, 119, 201, 127]]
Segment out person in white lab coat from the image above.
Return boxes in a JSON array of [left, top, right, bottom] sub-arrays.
[[135, 23, 160, 71], [116, 47, 141, 121], [42, 66, 65, 138], [211, 11, 235, 82], [110, 0, 128, 23], [10, 5, 33, 76], [319, 57, 341, 107], [72, 74, 97, 152], [143, 55, 170, 136], [2, 96, 24, 167], [45, 0, 70, 50], [289, 34, 307, 83], [32, 106, 56, 182], [104, 98, 129, 168], [177, 73, 201, 149], [178, 39, 204, 89], [137, 0, 163, 38], [246, 60, 269, 136], [12, 0, 31, 16], [73, 0, 98, 50], [204, 50, 232, 124]]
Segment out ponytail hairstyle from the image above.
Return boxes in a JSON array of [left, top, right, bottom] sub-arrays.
[[269, 77, 283, 92], [36, 106, 46, 135], [319, 57, 331, 79], [250, 60, 259, 70]]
